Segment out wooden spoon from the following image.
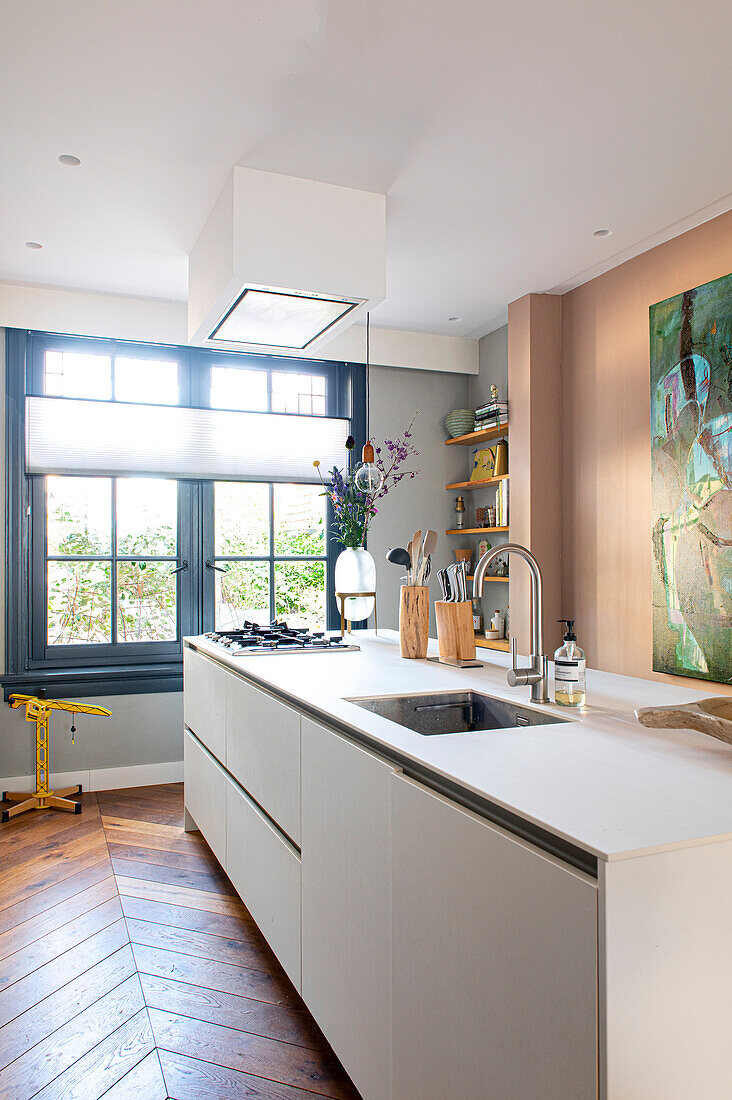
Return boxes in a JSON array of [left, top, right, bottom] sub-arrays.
[[410, 530, 422, 586]]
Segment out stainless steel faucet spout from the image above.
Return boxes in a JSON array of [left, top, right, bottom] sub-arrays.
[[473, 543, 549, 703]]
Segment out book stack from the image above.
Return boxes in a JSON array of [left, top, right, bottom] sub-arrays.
[[496, 478, 509, 527], [475, 400, 508, 429]]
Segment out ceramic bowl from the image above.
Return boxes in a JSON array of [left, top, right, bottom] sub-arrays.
[[445, 409, 475, 438]]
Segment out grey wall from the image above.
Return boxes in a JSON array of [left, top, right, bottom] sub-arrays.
[[469, 324, 508, 408], [0, 690, 184, 779], [368, 364, 468, 633]]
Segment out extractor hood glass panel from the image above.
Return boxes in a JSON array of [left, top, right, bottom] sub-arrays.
[[211, 288, 359, 349], [26, 396, 347, 483]]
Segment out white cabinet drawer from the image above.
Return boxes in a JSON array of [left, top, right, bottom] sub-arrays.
[[301, 718, 394, 1100], [392, 772, 598, 1100], [226, 679, 301, 845], [226, 773, 301, 991], [183, 729, 227, 866], [184, 648, 227, 764]]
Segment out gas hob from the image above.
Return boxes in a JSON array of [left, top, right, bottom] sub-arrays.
[[203, 622, 360, 655]]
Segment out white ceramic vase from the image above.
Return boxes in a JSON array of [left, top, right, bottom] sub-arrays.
[[334, 548, 376, 622]]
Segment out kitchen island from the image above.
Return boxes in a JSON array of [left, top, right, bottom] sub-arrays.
[[183, 630, 732, 1100]]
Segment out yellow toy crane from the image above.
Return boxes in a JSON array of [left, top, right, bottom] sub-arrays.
[[2, 694, 111, 823]]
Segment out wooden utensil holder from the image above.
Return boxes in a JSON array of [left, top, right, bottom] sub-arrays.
[[435, 601, 476, 664], [399, 586, 430, 658]]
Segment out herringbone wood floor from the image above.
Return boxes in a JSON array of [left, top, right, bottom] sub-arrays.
[[0, 783, 360, 1100]]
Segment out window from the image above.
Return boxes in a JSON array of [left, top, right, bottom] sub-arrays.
[[44, 350, 112, 399], [43, 348, 180, 404], [209, 362, 327, 415], [44, 477, 178, 648], [46, 477, 113, 644], [210, 366, 268, 411], [33, 470, 187, 667], [5, 329, 365, 695], [212, 483, 326, 630], [114, 358, 179, 405], [271, 371, 326, 414]]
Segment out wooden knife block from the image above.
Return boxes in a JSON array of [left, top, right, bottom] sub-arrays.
[[435, 601, 476, 663], [399, 586, 430, 658]]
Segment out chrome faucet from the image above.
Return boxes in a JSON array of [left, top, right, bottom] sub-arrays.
[[473, 543, 549, 704]]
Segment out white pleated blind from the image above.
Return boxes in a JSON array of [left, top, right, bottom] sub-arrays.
[[26, 397, 347, 482]]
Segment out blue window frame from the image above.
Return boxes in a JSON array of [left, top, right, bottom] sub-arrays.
[[4, 329, 365, 698]]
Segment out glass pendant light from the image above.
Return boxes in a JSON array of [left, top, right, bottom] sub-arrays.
[[354, 313, 384, 493], [355, 440, 382, 491]]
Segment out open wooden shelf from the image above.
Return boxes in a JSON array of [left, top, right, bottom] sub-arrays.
[[446, 526, 509, 535], [445, 422, 508, 447], [445, 473, 508, 491], [475, 635, 510, 652], [466, 574, 508, 582]]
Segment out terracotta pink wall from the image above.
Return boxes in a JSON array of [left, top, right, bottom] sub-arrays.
[[561, 210, 732, 694]]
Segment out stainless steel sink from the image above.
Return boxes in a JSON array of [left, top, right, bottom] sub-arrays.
[[346, 690, 567, 735]]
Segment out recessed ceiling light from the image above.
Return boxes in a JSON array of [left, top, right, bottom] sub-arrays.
[[58, 154, 81, 166], [448, 315, 462, 322], [25, 241, 42, 250], [593, 228, 612, 238]]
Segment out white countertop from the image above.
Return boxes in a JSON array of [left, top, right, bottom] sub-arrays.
[[186, 630, 732, 862]]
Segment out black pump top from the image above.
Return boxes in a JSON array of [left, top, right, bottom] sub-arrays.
[[558, 619, 577, 641]]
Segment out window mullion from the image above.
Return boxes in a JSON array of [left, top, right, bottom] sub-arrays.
[[111, 478, 118, 644], [178, 478, 197, 640], [176, 479, 184, 642], [268, 483, 275, 624], [200, 480, 215, 633], [192, 479, 205, 636], [31, 477, 47, 663]]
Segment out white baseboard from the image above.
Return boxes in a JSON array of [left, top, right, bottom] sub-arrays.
[[0, 759, 183, 796]]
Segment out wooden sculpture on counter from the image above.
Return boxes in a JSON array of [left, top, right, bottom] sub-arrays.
[[400, 585, 430, 658], [636, 697, 732, 746]]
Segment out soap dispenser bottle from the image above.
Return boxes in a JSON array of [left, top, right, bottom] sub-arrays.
[[554, 620, 586, 707]]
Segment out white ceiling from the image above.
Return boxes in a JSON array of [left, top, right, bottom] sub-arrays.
[[2, 0, 731, 339]]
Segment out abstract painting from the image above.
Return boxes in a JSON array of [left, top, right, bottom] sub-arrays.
[[650, 271, 732, 683]]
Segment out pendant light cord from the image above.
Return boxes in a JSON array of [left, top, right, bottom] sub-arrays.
[[366, 311, 370, 442]]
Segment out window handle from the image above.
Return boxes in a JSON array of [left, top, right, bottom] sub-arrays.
[[205, 559, 227, 574], [169, 559, 189, 575]]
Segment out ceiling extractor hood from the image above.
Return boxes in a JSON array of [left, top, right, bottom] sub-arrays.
[[188, 167, 386, 355]]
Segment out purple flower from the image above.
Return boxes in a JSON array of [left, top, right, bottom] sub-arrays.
[[312, 413, 419, 547]]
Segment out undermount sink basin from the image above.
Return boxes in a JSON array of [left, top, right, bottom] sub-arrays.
[[346, 690, 567, 736]]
